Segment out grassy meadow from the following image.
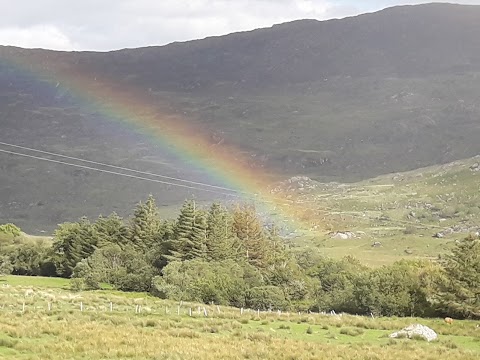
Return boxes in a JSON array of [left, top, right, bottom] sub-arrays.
[[287, 156, 480, 266], [0, 276, 479, 359]]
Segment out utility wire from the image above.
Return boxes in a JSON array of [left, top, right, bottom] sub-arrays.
[[0, 141, 240, 194], [0, 148, 242, 198]]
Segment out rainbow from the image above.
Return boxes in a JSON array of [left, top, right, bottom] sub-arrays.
[[0, 46, 324, 231]]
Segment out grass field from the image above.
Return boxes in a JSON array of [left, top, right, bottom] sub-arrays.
[[285, 156, 480, 266], [0, 276, 479, 359]]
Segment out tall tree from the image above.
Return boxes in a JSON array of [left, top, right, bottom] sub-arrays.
[[52, 217, 98, 277], [233, 204, 269, 268], [437, 235, 480, 319], [94, 212, 129, 248], [129, 195, 163, 249], [205, 202, 238, 261], [169, 200, 206, 261]]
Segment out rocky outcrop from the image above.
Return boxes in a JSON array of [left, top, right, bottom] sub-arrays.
[[389, 324, 438, 342]]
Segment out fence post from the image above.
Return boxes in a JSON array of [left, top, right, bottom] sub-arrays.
[[241, 307, 244, 315], [189, 308, 192, 317], [22, 302, 25, 313], [80, 302, 83, 312], [110, 302, 113, 312], [48, 302, 51, 312]]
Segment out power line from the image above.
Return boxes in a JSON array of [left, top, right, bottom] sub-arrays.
[[0, 141, 240, 194], [0, 148, 242, 198]]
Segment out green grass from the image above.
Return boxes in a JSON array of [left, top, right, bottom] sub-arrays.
[[0, 276, 478, 359], [0, 275, 70, 288]]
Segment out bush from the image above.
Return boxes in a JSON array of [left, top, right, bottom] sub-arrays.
[[246, 286, 288, 311], [339, 327, 364, 336], [70, 278, 86, 292]]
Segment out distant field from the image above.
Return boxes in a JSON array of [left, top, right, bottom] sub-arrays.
[[289, 156, 480, 266], [0, 276, 479, 359], [0, 275, 70, 288]]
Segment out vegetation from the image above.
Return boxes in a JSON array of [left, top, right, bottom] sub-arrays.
[[0, 277, 479, 359], [1, 194, 479, 320]]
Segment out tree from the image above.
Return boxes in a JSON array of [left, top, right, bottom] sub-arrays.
[[9, 243, 55, 276], [94, 213, 129, 248], [129, 195, 163, 249], [151, 259, 260, 307], [0, 255, 13, 276], [169, 200, 207, 261], [0, 223, 21, 238], [311, 256, 366, 313], [436, 235, 480, 319], [232, 204, 269, 268], [352, 260, 436, 317], [205, 202, 238, 261], [52, 218, 98, 277], [74, 244, 157, 292]]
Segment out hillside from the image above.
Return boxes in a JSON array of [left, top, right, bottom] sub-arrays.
[[2, 3, 480, 231]]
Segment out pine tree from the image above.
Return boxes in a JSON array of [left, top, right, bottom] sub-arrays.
[[129, 195, 162, 249], [437, 235, 480, 319], [169, 200, 206, 261], [206, 202, 237, 261], [192, 209, 208, 259], [94, 212, 129, 248], [232, 204, 269, 268]]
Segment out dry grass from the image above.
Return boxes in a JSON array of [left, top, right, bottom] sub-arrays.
[[0, 280, 479, 359]]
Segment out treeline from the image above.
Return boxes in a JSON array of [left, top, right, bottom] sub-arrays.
[[0, 196, 478, 319]]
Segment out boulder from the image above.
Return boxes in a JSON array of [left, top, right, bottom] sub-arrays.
[[389, 324, 438, 342]]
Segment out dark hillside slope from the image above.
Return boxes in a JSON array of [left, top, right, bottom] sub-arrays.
[[2, 3, 480, 231]]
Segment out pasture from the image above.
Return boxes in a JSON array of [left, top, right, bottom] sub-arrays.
[[0, 276, 479, 359]]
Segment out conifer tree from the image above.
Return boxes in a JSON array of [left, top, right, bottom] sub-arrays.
[[94, 212, 129, 248], [206, 202, 237, 261], [169, 200, 206, 261], [437, 235, 480, 319], [233, 204, 269, 268], [129, 195, 162, 249]]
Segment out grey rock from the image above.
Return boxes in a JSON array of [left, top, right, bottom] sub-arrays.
[[389, 324, 438, 342]]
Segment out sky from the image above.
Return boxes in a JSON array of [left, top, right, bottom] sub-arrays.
[[0, 1, 479, 51]]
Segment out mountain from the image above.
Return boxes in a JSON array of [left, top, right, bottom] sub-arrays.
[[2, 3, 480, 232]]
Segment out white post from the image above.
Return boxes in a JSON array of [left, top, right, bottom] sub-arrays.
[[22, 302, 25, 313], [257, 309, 260, 317], [48, 302, 51, 311], [203, 307, 208, 317], [110, 302, 113, 312], [165, 306, 168, 314], [177, 306, 180, 315], [189, 308, 192, 317], [216, 305, 221, 313], [241, 307, 244, 315], [80, 302, 83, 312]]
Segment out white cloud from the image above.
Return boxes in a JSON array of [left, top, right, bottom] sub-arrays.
[[0, 25, 77, 50]]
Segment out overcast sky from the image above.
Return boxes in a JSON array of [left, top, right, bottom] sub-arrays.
[[0, 1, 479, 51]]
